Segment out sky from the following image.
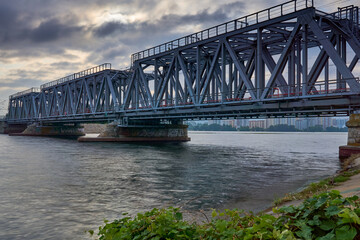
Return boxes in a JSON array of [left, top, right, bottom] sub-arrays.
[[0, 0, 359, 114]]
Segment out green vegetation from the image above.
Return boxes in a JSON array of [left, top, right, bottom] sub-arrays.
[[94, 191, 360, 239], [325, 126, 348, 132], [273, 169, 360, 206]]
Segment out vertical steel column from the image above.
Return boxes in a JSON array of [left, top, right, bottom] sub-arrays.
[[132, 71, 137, 109], [105, 78, 109, 111], [154, 59, 158, 107], [234, 63, 238, 99], [296, 38, 301, 95], [221, 43, 226, 102], [196, 46, 201, 104], [325, 61, 329, 93], [336, 34, 342, 89], [170, 62, 174, 105], [341, 36, 347, 90], [175, 56, 179, 106], [302, 25, 308, 96], [183, 63, 187, 103], [256, 28, 265, 98], [229, 61, 233, 98]]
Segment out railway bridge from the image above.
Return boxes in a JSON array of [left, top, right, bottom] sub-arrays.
[[3, 0, 360, 147]]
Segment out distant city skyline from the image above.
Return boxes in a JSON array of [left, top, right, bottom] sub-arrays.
[[191, 116, 349, 130]]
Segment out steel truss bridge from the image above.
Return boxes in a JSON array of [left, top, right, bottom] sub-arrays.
[[6, 0, 360, 124]]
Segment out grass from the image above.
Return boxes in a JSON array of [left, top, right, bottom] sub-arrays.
[[273, 155, 360, 206]]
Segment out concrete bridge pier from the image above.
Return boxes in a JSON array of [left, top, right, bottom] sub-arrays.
[[339, 114, 360, 159], [78, 120, 190, 143], [1, 123, 28, 134], [9, 123, 85, 138]]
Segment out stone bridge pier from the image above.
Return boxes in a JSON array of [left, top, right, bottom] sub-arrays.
[[339, 114, 360, 159], [9, 123, 85, 138], [78, 120, 190, 143]]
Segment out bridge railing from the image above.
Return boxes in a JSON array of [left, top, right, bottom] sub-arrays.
[[40, 63, 112, 90], [316, 5, 359, 25], [9, 87, 40, 100], [131, 0, 314, 63], [267, 78, 360, 99]]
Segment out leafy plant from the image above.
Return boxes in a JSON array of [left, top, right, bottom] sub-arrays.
[[96, 191, 360, 239]]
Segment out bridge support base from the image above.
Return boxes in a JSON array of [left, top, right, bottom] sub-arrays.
[[2, 123, 28, 134], [339, 114, 360, 160], [0, 121, 8, 134], [78, 121, 190, 143], [9, 123, 85, 138]]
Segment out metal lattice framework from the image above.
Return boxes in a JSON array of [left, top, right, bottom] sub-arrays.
[[7, 0, 360, 123]]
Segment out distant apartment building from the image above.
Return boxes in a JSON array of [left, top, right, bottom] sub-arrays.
[[191, 116, 348, 130], [248, 120, 266, 129]]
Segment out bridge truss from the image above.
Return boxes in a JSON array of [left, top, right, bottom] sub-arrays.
[[7, 0, 360, 124]]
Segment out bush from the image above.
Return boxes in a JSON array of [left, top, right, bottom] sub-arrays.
[[96, 191, 360, 239]]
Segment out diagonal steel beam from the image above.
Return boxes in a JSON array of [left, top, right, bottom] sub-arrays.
[[123, 70, 136, 109], [75, 81, 84, 114], [177, 53, 196, 104], [67, 83, 76, 115], [307, 35, 336, 93], [32, 95, 37, 118], [233, 57, 254, 99], [94, 77, 106, 112], [262, 47, 288, 94], [349, 55, 359, 71], [138, 63, 154, 106], [199, 43, 221, 103], [84, 79, 95, 113], [308, 17, 360, 92], [156, 56, 175, 107], [214, 64, 229, 97], [224, 39, 256, 99], [106, 75, 120, 110], [261, 21, 301, 100]]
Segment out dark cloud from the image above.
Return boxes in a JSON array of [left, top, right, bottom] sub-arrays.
[[7, 69, 51, 81], [50, 61, 76, 68], [87, 3, 246, 66], [0, 78, 45, 89], [93, 21, 134, 37], [0, 0, 248, 99], [92, 4, 244, 39], [29, 19, 84, 43], [158, 9, 228, 26]]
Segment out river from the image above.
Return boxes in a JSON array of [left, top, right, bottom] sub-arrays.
[[0, 131, 346, 239]]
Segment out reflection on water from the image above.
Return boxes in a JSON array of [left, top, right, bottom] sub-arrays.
[[0, 131, 345, 239]]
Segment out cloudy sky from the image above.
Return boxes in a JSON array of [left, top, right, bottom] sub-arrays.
[[0, 0, 358, 113]]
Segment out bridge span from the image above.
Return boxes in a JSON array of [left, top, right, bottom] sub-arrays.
[[3, 0, 360, 144]]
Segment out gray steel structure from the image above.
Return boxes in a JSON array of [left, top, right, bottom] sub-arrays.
[[6, 0, 360, 124]]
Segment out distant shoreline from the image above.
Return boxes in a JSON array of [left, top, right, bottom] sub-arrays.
[[188, 123, 347, 132]]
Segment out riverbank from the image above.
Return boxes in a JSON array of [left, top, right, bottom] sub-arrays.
[[96, 185, 360, 239], [263, 155, 360, 214], [95, 155, 360, 239]]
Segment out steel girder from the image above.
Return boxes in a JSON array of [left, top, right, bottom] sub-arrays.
[[6, 0, 360, 124], [7, 69, 132, 122]]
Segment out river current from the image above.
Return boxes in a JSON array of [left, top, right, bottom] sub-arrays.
[[0, 131, 345, 239]]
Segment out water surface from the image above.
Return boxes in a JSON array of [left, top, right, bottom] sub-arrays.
[[0, 131, 346, 239]]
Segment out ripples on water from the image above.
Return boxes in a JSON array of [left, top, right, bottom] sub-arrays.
[[0, 131, 345, 239]]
